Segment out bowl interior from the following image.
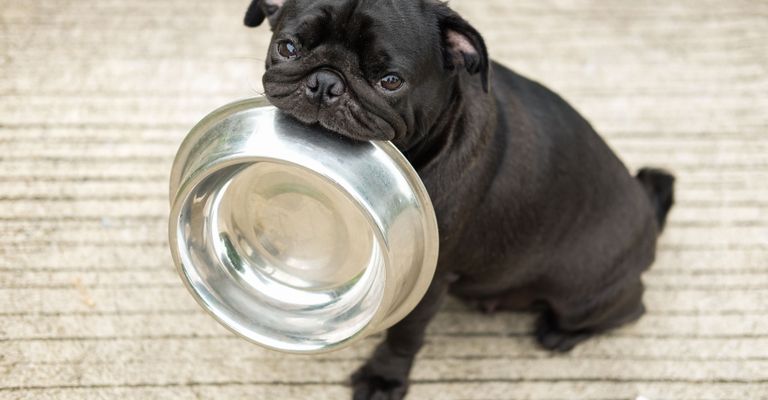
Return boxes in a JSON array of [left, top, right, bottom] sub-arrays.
[[174, 160, 387, 352]]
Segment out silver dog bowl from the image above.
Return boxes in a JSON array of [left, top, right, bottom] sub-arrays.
[[168, 98, 439, 353]]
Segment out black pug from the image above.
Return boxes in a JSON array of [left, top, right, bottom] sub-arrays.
[[243, 0, 675, 398]]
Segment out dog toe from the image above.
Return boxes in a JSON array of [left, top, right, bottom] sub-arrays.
[[351, 365, 408, 400], [534, 313, 591, 352]]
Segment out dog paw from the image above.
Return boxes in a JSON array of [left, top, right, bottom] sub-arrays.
[[350, 364, 409, 400], [534, 313, 591, 352]]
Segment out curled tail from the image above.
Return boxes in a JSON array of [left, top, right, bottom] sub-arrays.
[[636, 168, 675, 233]]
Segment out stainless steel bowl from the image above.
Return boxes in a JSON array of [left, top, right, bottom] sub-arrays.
[[168, 98, 439, 353]]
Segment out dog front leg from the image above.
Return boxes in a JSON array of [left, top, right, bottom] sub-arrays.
[[350, 275, 449, 400]]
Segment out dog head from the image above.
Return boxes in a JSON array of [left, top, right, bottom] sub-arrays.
[[245, 0, 488, 145]]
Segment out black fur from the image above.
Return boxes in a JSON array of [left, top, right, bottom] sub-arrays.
[[243, 0, 266, 27], [244, 0, 283, 27], [637, 168, 676, 232], [244, 1, 674, 398]]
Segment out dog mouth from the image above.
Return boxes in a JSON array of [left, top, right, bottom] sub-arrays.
[[263, 68, 405, 142]]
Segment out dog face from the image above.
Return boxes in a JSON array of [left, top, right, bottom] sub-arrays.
[[245, 0, 488, 145]]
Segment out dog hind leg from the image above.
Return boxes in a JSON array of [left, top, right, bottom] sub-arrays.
[[535, 279, 646, 352]]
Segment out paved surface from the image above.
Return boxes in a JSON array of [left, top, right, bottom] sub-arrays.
[[1, 0, 767, 399]]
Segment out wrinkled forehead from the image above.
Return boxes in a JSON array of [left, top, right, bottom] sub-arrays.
[[280, 0, 439, 71]]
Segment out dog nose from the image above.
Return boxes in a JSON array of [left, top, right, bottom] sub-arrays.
[[305, 70, 345, 105]]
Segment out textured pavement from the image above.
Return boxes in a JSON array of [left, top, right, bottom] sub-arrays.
[[1, 0, 767, 399]]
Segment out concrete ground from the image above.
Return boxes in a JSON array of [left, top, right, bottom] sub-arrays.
[[1, 0, 767, 398]]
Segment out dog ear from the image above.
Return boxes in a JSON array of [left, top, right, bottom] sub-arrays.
[[434, 3, 490, 92], [244, 0, 285, 28]]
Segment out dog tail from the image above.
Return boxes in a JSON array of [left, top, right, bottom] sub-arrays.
[[636, 168, 675, 233]]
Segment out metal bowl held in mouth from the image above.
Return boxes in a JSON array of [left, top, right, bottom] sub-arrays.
[[168, 98, 439, 354]]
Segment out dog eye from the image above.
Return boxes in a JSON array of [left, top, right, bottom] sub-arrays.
[[277, 40, 299, 59], [379, 74, 404, 91]]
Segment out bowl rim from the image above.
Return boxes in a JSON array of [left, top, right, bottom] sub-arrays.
[[168, 97, 439, 353]]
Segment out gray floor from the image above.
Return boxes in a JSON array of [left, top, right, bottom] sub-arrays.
[[1, 0, 767, 398]]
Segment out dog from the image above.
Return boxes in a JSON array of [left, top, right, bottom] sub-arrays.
[[243, 1, 675, 398]]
